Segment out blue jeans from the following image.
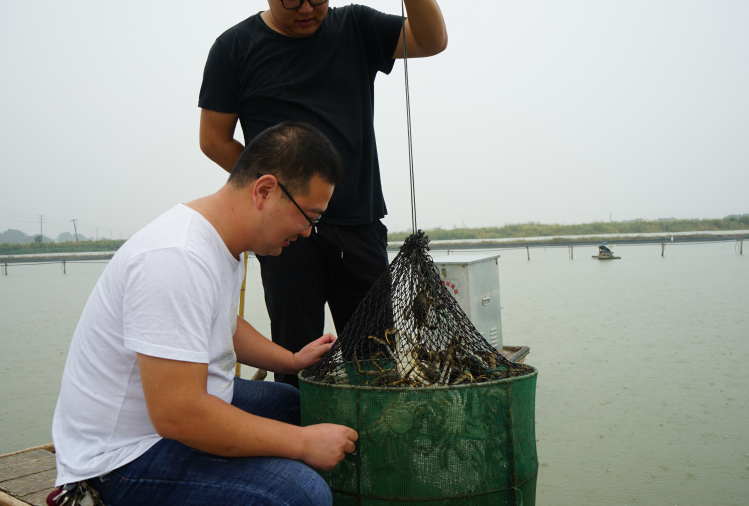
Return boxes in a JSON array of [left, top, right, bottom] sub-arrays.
[[89, 378, 331, 506]]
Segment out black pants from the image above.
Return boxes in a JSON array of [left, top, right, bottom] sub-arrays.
[[256, 220, 389, 388]]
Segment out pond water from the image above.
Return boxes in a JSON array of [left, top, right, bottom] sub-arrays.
[[1, 242, 746, 505]]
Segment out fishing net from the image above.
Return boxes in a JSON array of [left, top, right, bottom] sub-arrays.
[[300, 232, 538, 505], [302, 231, 533, 387]]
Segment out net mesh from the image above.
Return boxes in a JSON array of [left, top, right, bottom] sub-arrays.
[[300, 232, 538, 504], [303, 231, 533, 387]]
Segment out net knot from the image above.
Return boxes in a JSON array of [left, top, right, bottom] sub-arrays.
[[399, 229, 430, 255]]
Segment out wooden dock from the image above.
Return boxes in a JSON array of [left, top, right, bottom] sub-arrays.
[[0, 444, 56, 506]]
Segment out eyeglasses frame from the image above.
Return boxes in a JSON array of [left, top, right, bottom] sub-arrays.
[[279, 0, 328, 10], [257, 173, 321, 230]]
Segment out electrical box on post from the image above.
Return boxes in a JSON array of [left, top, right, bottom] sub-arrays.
[[434, 253, 503, 350]]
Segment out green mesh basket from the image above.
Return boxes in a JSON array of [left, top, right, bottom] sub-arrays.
[[300, 366, 538, 505]]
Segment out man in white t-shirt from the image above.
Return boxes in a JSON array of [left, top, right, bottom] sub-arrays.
[[51, 121, 356, 506]]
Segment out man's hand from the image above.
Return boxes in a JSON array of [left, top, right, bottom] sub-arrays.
[[299, 423, 358, 471], [233, 319, 336, 375], [292, 333, 337, 372]]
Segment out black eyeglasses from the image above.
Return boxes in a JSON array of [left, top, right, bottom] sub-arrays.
[[280, 0, 328, 10], [257, 174, 321, 230]]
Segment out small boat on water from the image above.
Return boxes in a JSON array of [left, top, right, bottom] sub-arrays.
[[592, 242, 620, 260]]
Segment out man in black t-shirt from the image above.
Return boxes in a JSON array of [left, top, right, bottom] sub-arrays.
[[199, 0, 447, 388]]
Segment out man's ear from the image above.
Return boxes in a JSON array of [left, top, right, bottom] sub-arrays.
[[252, 175, 277, 210]]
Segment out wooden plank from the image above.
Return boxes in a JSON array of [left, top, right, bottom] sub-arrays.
[[0, 489, 32, 506], [0, 445, 54, 460], [0, 451, 56, 482], [0, 469, 57, 498], [21, 488, 57, 506]]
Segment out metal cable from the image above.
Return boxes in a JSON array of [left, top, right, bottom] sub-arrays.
[[401, 1, 417, 234]]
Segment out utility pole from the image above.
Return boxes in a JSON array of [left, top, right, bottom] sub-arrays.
[[39, 215, 44, 240], [70, 219, 79, 241]]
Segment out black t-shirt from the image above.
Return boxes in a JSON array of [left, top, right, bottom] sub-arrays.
[[199, 6, 403, 225]]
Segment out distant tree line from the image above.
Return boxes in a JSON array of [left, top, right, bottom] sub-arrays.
[[4, 214, 747, 252], [387, 215, 749, 242], [0, 238, 126, 256], [0, 228, 94, 245]]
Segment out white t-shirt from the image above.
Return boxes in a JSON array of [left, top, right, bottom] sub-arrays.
[[52, 204, 245, 485]]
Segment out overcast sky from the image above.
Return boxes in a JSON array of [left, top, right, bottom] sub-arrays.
[[1, 1, 747, 239]]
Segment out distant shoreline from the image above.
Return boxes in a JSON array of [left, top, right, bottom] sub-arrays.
[[386, 215, 749, 243], [0, 252, 114, 263], [387, 230, 747, 250], [0, 251, 262, 264], [0, 239, 127, 257], [2, 232, 742, 259]]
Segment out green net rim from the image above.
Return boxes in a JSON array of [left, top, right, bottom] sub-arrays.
[[298, 365, 537, 392]]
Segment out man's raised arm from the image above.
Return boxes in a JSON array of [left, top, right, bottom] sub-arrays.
[[199, 109, 245, 174], [393, 0, 448, 59]]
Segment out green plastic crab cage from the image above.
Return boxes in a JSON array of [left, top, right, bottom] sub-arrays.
[[300, 232, 538, 505], [299, 368, 538, 505]]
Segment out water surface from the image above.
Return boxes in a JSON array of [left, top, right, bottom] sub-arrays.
[[1, 242, 746, 505]]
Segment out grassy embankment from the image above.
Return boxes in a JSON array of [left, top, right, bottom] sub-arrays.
[[2, 216, 747, 253], [0, 239, 126, 256], [387, 215, 749, 243]]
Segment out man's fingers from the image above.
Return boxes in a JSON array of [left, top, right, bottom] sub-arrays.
[[319, 333, 337, 344], [312, 343, 333, 359], [319, 342, 334, 354]]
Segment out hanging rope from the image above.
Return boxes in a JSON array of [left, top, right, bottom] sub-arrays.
[[401, 1, 417, 234]]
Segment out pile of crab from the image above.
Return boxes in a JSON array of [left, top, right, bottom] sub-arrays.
[[304, 231, 532, 388], [315, 326, 529, 387]]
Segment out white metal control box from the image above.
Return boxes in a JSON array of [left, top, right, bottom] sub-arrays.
[[434, 253, 503, 350]]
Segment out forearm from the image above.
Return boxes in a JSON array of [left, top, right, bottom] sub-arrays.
[[201, 138, 244, 174], [160, 391, 307, 458], [199, 109, 244, 173], [233, 316, 298, 374], [139, 354, 354, 468], [404, 0, 447, 55]]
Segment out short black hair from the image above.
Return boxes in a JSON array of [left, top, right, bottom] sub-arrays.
[[228, 121, 344, 196]]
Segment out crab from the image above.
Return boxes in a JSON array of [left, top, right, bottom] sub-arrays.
[[424, 390, 484, 471], [361, 395, 434, 475], [352, 350, 401, 386]]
